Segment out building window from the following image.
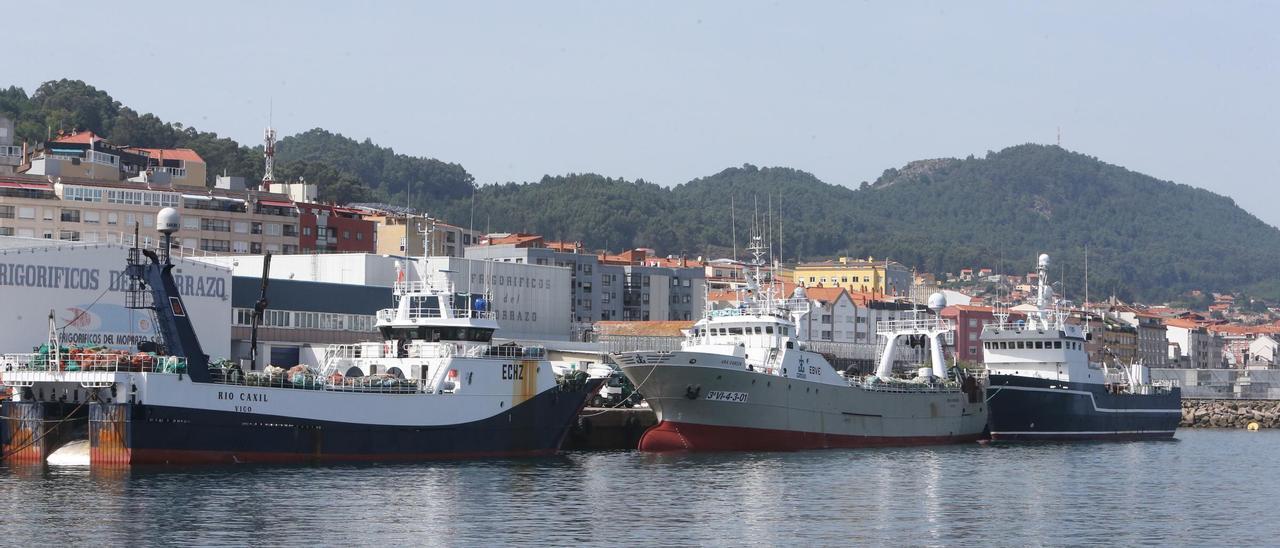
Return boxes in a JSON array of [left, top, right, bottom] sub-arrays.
[[60, 209, 80, 222], [356, 232, 363, 240], [200, 239, 231, 252], [234, 221, 250, 234], [0, 205, 13, 219], [201, 218, 231, 232]]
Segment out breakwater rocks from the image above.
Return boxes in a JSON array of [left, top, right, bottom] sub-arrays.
[[1182, 399, 1280, 428]]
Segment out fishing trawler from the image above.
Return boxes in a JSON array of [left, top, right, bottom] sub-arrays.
[[0, 208, 599, 464], [982, 254, 1181, 441], [613, 238, 986, 451]]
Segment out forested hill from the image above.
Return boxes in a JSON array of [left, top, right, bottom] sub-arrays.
[[441, 146, 1280, 302], [0, 80, 469, 205], [3, 80, 1277, 301]]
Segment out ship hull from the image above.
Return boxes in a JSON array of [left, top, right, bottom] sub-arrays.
[[3, 379, 600, 464], [985, 374, 1181, 441], [620, 357, 987, 452]]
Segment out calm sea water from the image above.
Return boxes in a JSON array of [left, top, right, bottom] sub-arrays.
[[1, 429, 1275, 547]]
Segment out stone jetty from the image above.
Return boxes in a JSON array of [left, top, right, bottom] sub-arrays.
[[1182, 399, 1280, 428]]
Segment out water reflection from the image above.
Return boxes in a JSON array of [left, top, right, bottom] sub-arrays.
[[0, 431, 1276, 545]]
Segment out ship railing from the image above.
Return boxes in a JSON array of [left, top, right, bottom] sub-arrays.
[[376, 307, 496, 322], [0, 352, 187, 374], [850, 376, 961, 393], [611, 351, 675, 366], [708, 298, 807, 319], [405, 307, 494, 320], [393, 281, 430, 294], [465, 344, 545, 359], [2, 352, 187, 388], [208, 368, 429, 394], [876, 318, 955, 335]]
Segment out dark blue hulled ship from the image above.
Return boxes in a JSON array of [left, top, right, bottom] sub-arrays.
[[1, 208, 599, 464], [982, 254, 1181, 441]]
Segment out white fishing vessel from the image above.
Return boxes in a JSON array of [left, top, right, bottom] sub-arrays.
[[614, 237, 986, 451], [0, 208, 599, 464]]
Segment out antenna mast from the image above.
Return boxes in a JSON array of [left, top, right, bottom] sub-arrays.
[[261, 126, 277, 192], [730, 195, 737, 262]]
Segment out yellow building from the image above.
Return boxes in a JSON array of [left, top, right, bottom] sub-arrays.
[[793, 256, 913, 296], [364, 212, 478, 257]]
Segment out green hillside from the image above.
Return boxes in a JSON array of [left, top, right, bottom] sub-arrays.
[[441, 146, 1279, 302], [3, 80, 1275, 301]]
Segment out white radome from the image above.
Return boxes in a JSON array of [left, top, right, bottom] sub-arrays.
[[927, 292, 947, 311], [157, 207, 181, 234], [1038, 253, 1051, 268]]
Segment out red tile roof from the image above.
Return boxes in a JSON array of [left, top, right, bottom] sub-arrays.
[[707, 290, 739, 303], [127, 147, 206, 164], [486, 233, 544, 247], [1164, 318, 1207, 329], [51, 131, 106, 145], [803, 287, 848, 304]]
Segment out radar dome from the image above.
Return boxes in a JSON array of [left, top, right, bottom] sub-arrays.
[[792, 286, 807, 299], [927, 292, 947, 311], [157, 207, 181, 234], [1038, 253, 1050, 268]]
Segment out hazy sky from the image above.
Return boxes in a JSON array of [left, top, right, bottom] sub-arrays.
[[8, 2, 1279, 223]]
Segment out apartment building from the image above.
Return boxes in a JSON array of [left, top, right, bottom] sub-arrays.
[[466, 236, 706, 323], [1114, 309, 1168, 367], [361, 209, 477, 257], [0, 173, 304, 254], [297, 202, 377, 253], [794, 256, 913, 297], [0, 116, 19, 176], [1166, 318, 1225, 369]]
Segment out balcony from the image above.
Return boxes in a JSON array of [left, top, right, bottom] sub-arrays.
[[0, 145, 20, 166]]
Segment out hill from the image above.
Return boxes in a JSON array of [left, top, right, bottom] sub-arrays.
[[0, 80, 472, 205], [2, 80, 1275, 301], [440, 146, 1280, 302]]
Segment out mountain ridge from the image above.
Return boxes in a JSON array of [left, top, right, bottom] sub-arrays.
[[1, 80, 1273, 301]]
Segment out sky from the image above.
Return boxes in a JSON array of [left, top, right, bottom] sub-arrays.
[[7, 1, 1279, 224]]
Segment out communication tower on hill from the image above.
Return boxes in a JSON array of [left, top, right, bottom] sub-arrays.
[[262, 126, 277, 192]]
